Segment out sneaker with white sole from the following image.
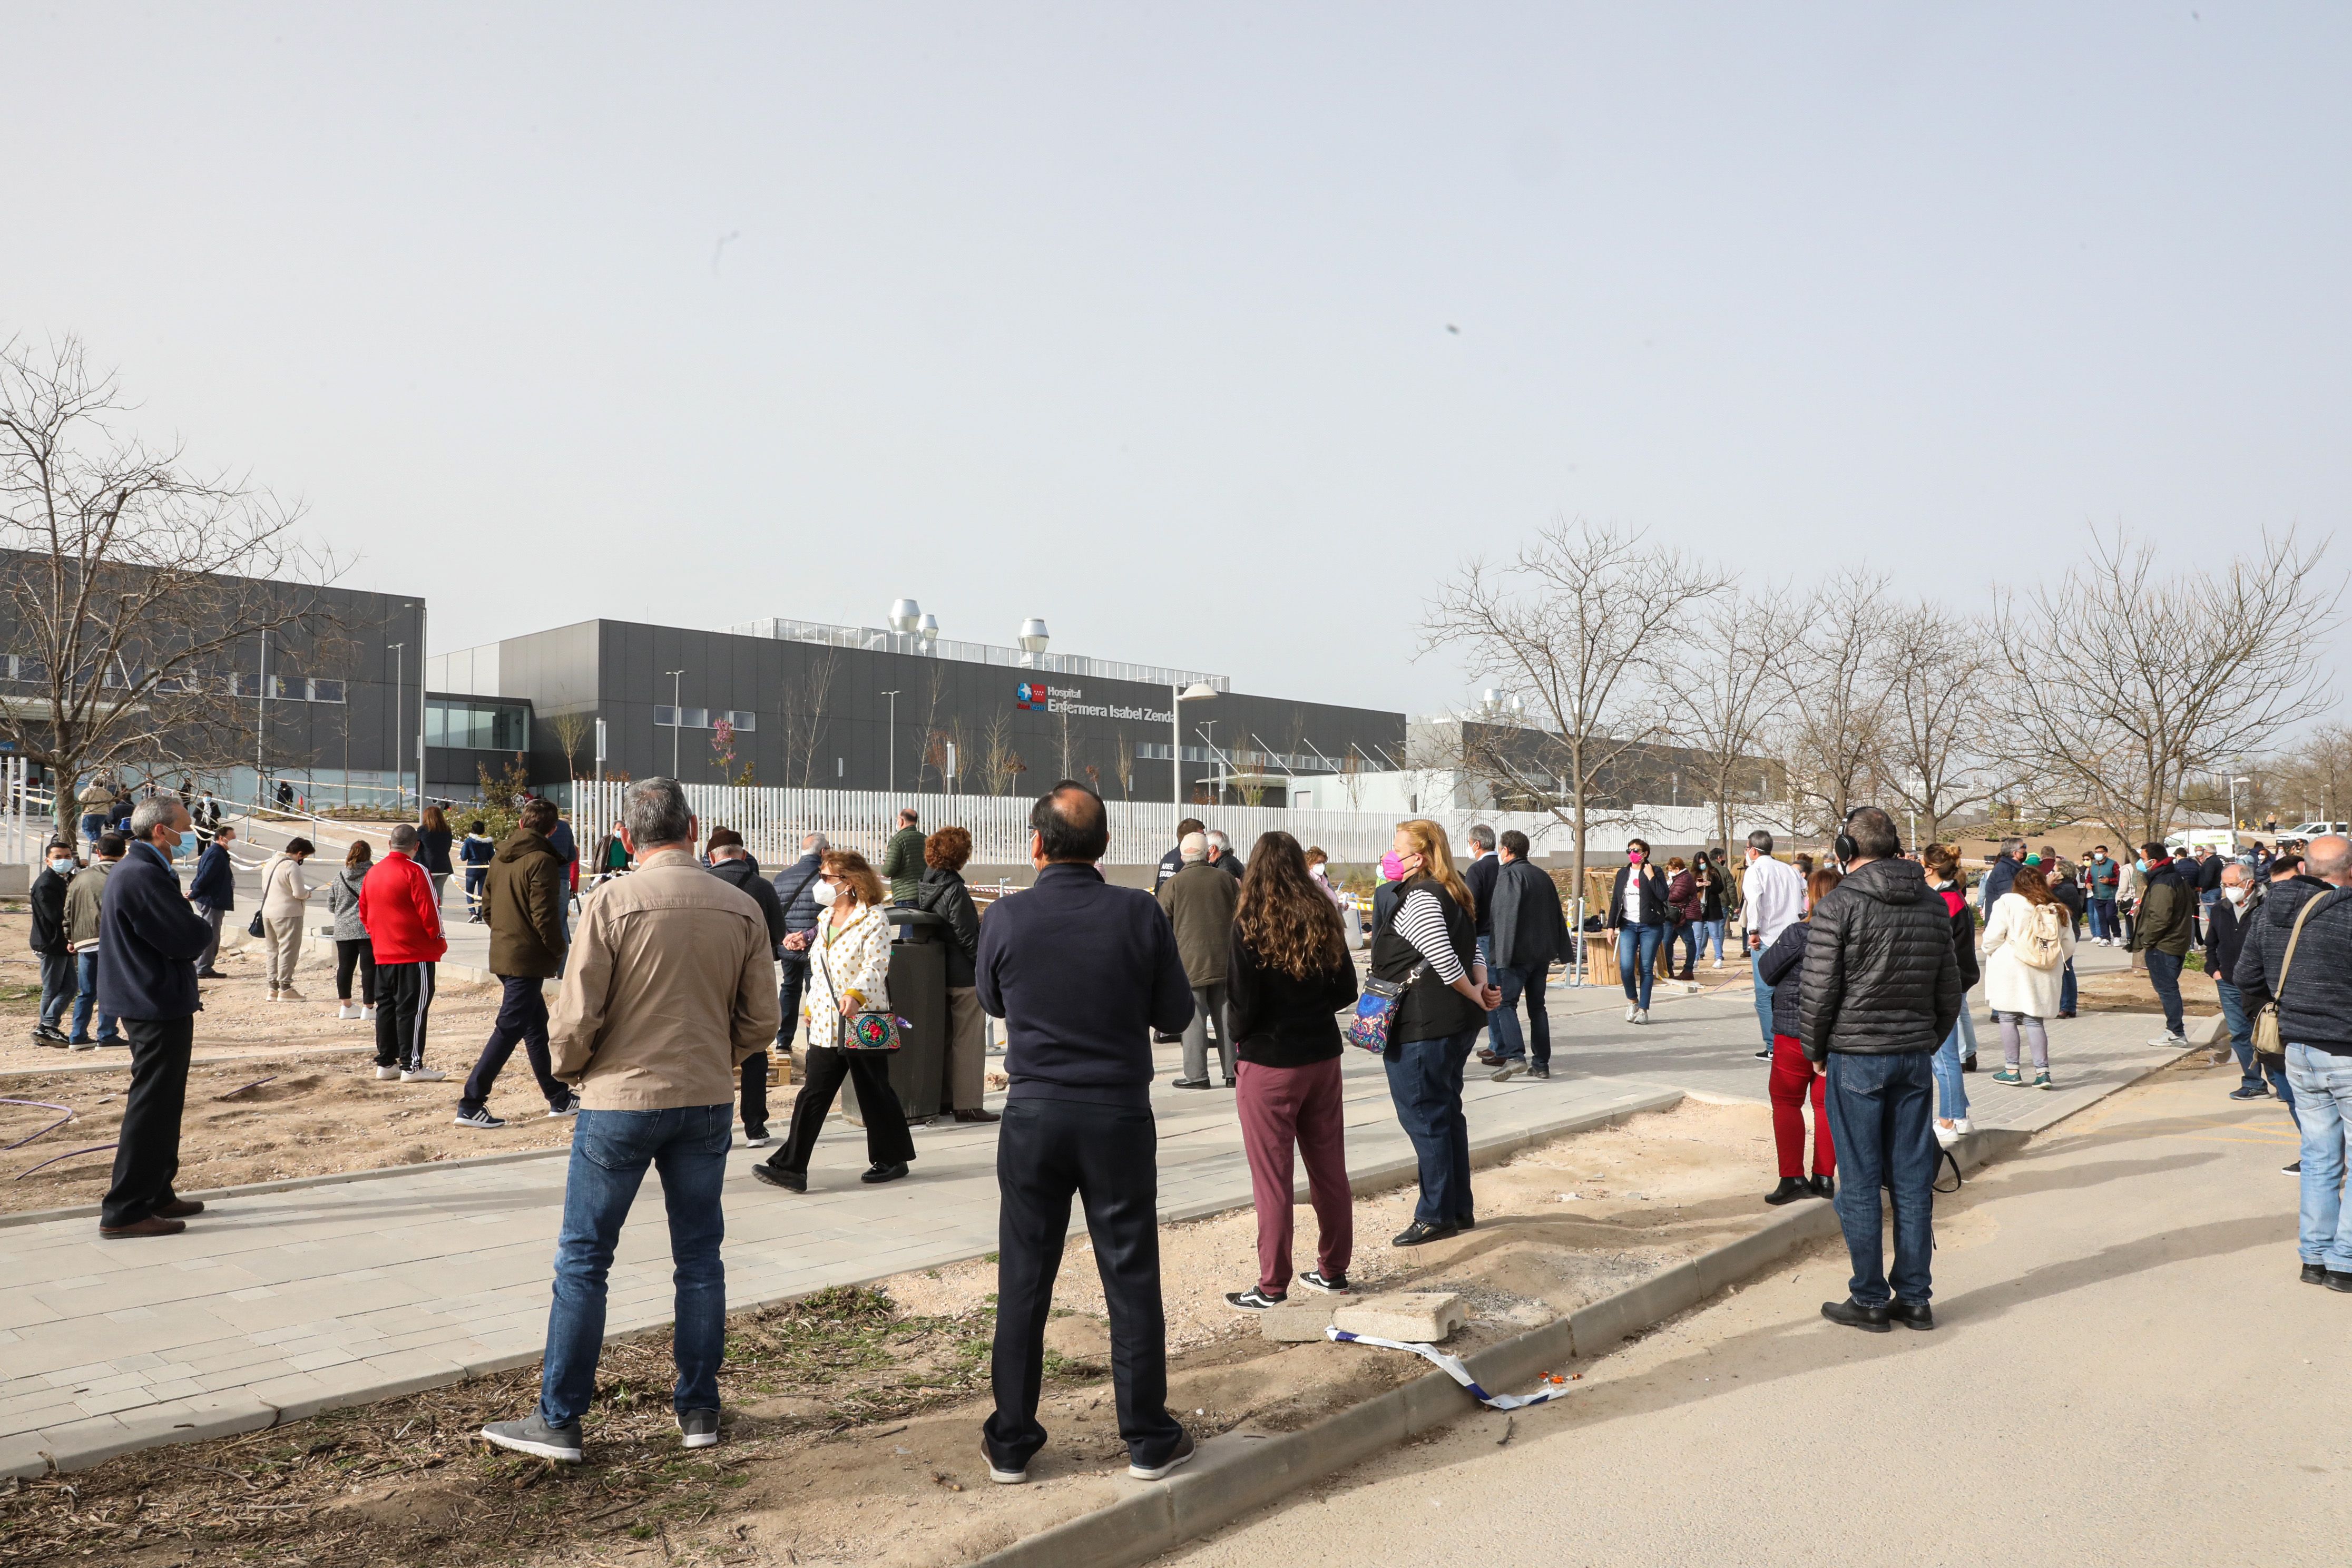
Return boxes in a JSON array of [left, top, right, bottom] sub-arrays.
[[277, 986, 306, 1002], [1952, 1117, 1974, 1136], [547, 1097, 582, 1118], [1633, 1010, 1649, 1025], [453, 1108, 506, 1130], [1298, 1269, 1349, 1294], [678, 1409, 719, 1449], [2150, 1033, 2189, 1047], [1624, 1003, 1638, 1022], [982, 1439, 1027, 1485], [1224, 1285, 1287, 1311], [480, 1414, 582, 1463], [336, 1003, 360, 1021], [374, 1065, 400, 1081], [1934, 1120, 1959, 1148], [401, 1067, 447, 1083], [738, 1124, 774, 1146], [361, 1005, 376, 1020], [1129, 1429, 1196, 1481]]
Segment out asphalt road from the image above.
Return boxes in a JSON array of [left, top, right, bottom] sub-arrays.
[[1159, 1057, 2331, 1568]]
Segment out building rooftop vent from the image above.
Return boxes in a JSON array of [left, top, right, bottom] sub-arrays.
[[726, 615, 1229, 693]]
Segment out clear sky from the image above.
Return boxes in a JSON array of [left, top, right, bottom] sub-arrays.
[[7, 4, 2346, 716]]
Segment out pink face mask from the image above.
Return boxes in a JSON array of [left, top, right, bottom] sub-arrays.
[[1379, 851, 1406, 881], [1627, 850, 1645, 865]]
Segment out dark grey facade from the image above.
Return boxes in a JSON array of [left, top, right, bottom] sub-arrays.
[[433, 620, 1405, 807]]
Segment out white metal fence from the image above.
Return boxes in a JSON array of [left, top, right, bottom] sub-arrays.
[[0, 759, 37, 864]]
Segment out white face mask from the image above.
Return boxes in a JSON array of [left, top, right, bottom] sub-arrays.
[[811, 878, 838, 907], [48, 858, 74, 877], [2223, 886, 2246, 905]]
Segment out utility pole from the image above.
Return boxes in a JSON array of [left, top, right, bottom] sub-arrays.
[[665, 670, 685, 778], [414, 602, 428, 812], [257, 629, 269, 805], [881, 689, 900, 794]]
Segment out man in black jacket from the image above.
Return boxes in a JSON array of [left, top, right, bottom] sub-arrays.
[[1462, 825, 1502, 1062], [2206, 861, 2296, 1110], [1485, 831, 1566, 1082], [1800, 807, 1961, 1332], [2130, 842, 2198, 1046], [186, 821, 237, 979], [2231, 833, 2352, 1285], [708, 827, 786, 1144], [769, 832, 828, 1062], [30, 841, 77, 1043], [976, 781, 1194, 1486], [95, 797, 214, 1239]]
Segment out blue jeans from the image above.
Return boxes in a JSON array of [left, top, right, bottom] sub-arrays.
[[38, 950, 75, 1031], [1489, 963, 1550, 1065], [1932, 1020, 1969, 1122], [2088, 898, 2116, 940], [1694, 919, 1727, 962], [2143, 948, 2186, 1035], [2285, 1045, 2352, 1271], [1617, 926, 1663, 1010], [537, 1104, 732, 1428], [2060, 958, 2076, 1016], [2216, 981, 2296, 1113], [1476, 936, 1496, 1049], [71, 951, 120, 1042], [1824, 1051, 1938, 1307], [1384, 1030, 1476, 1225], [1752, 953, 1775, 1046], [1955, 992, 1979, 1062]]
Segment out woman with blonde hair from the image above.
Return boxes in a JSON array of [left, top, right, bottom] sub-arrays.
[[1983, 861, 2076, 1090], [1372, 819, 1500, 1247], [754, 849, 917, 1191], [259, 836, 317, 1002]]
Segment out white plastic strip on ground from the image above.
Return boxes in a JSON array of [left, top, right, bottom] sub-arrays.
[[1325, 1327, 1575, 1410]]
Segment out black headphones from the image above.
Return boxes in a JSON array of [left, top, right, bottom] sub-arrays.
[[1835, 806, 1870, 866]]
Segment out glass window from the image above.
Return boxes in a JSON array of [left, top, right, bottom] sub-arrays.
[[308, 678, 345, 703], [723, 710, 756, 731]]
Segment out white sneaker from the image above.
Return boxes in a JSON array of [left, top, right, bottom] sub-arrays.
[[2151, 1033, 2188, 1048], [1952, 1117, 1974, 1136], [1633, 1009, 1649, 1025], [1934, 1120, 1959, 1148], [336, 1003, 360, 1021], [266, 988, 281, 1003], [278, 986, 306, 1002], [361, 1005, 376, 1020], [1624, 1003, 1638, 1022], [1711, 958, 1723, 969], [374, 1065, 400, 1081], [401, 1067, 448, 1083]]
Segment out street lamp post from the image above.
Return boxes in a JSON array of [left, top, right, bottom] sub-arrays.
[[1171, 681, 1218, 823], [881, 690, 900, 794], [665, 670, 685, 777], [388, 641, 405, 810], [2230, 774, 2252, 837]]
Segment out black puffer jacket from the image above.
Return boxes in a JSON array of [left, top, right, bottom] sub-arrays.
[[911, 866, 982, 988], [1757, 919, 1808, 1040], [2232, 877, 2352, 1054], [1798, 856, 1962, 1061]]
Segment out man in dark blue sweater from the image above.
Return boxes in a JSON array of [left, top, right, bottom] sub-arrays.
[[976, 780, 1195, 1486], [96, 797, 215, 1238]]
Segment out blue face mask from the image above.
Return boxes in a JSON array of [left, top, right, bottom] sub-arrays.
[[2135, 858, 2148, 873]]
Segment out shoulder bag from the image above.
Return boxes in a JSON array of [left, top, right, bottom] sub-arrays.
[[248, 857, 283, 939], [1347, 961, 1426, 1054], [2252, 888, 2338, 1058], [818, 918, 903, 1052]]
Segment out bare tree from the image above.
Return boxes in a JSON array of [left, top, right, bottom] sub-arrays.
[[1670, 584, 1804, 857], [1424, 520, 1728, 889], [780, 646, 840, 787], [1993, 525, 2341, 848], [1869, 603, 2007, 844], [981, 710, 1018, 795], [548, 710, 592, 789], [2273, 724, 2352, 826], [1113, 731, 1134, 798], [917, 662, 949, 790], [1778, 569, 1897, 835], [0, 336, 338, 835]]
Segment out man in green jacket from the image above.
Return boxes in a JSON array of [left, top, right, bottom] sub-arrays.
[[2129, 840, 2197, 1047], [456, 799, 576, 1126], [881, 808, 926, 905]]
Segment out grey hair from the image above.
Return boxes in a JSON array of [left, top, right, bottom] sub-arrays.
[[802, 831, 830, 854], [1207, 829, 1231, 850], [2220, 861, 2249, 885], [1467, 823, 1496, 851], [624, 778, 694, 848], [128, 795, 185, 840], [388, 823, 420, 851], [1998, 837, 2024, 858], [1747, 830, 1775, 855]]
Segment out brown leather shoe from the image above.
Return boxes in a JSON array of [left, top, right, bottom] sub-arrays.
[[99, 1216, 187, 1239], [155, 1198, 205, 1219]]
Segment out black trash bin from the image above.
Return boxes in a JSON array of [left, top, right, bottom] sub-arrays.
[[841, 907, 949, 1126]]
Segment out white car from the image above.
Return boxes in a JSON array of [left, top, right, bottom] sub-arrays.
[[2284, 821, 2348, 840]]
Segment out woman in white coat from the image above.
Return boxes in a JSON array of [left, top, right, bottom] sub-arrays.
[[1982, 862, 2076, 1090]]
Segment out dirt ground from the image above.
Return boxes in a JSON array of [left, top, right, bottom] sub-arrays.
[[0, 1101, 1786, 1567]]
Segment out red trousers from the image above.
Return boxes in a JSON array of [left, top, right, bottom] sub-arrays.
[[1236, 1056, 1354, 1294], [1769, 1034, 1835, 1178]]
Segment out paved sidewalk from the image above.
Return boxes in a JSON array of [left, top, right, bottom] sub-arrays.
[[0, 939, 2181, 1477]]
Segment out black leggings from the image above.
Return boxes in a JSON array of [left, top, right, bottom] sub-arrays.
[[336, 938, 377, 1004]]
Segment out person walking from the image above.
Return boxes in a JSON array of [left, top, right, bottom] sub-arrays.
[[1485, 830, 1567, 1082], [974, 780, 1195, 1485], [1800, 808, 1962, 1332], [2231, 832, 2352, 1288], [258, 836, 316, 1002], [1462, 826, 1501, 1063], [94, 796, 214, 1238], [360, 824, 449, 1082], [479, 779, 780, 1462], [1756, 866, 1842, 1204], [416, 803, 456, 914], [1742, 832, 1807, 1060], [1605, 839, 1671, 1024], [1665, 856, 1704, 979], [185, 821, 236, 981], [752, 850, 916, 1191], [2208, 863, 2297, 1111], [458, 819, 497, 922], [1221, 831, 1359, 1311], [327, 840, 377, 1021], [456, 799, 579, 1129], [881, 807, 925, 905], [65, 832, 125, 1048], [1923, 844, 1981, 1144], [1694, 852, 1728, 969], [2085, 844, 2121, 944], [1158, 830, 1240, 1089], [763, 832, 829, 1133], [30, 841, 77, 1044], [910, 826, 995, 1123], [2128, 840, 2197, 1047], [704, 827, 784, 1143], [1982, 863, 2075, 1090], [1375, 819, 1498, 1247]]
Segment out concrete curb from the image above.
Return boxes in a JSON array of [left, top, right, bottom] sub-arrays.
[[0, 1143, 574, 1230]]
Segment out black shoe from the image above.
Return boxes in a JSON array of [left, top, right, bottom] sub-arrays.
[[1888, 1300, 1935, 1330], [2228, 1084, 2269, 1100], [1170, 1076, 1211, 1090], [1224, 1286, 1286, 1311], [1220, 1077, 1237, 1089], [1961, 1055, 1978, 1073], [1455, 1214, 1476, 1231], [751, 1163, 807, 1194], [1129, 1428, 1195, 1482], [860, 1161, 909, 1184], [2301, 1262, 2328, 1285], [2056, 1011, 2077, 1020], [1765, 1177, 1808, 1206], [1390, 1219, 1461, 1247], [1820, 1297, 1892, 1333], [2328, 1271, 2352, 1294], [953, 1108, 1001, 1123], [1753, 1046, 1772, 1059], [1809, 1173, 1836, 1200], [2285, 1160, 2303, 1174], [195, 971, 227, 981], [1153, 1031, 1181, 1045], [1298, 1269, 1348, 1294], [1527, 1063, 1551, 1079]]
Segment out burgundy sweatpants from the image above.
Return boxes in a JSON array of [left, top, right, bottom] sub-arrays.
[[1769, 1034, 1835, 1178], [1236, 1056, 1354, 1295]]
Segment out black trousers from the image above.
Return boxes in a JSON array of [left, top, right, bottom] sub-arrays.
[[101, 1015, 194, 1229], [335, 937, 377, 1004], [983, 1096, 1184, 1469], [765, 1045, 914, 1175], [374, 961, 436, 1069], [460, 975, 566, 1112]]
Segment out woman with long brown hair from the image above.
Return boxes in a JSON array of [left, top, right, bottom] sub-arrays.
[[1982, 860, 2075, 1089], [1220, 832, 1361, 1310], [754, 849, 917, 1191], [1373, 819, 1500, 1247]]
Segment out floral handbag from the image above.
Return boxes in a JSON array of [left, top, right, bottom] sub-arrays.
[[1345, 962, 1426, 1053], [819, 931, 904, 1052]]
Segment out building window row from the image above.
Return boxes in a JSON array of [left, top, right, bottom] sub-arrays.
[[3, 655, 345, 703], [654, 707, 757, 732], [426, 698, 531, 752]]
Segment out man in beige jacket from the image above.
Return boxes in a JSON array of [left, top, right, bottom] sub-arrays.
[[482, 779, 780, 1463]]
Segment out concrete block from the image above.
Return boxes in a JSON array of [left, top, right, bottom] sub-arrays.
[[2185, 1012, 2226, 1046], [1258, 1300, 1335, 1342], [1332, 1291, 1465, 1343]]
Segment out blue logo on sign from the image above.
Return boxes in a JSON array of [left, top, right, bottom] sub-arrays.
[[1016, 681, 1039, 710]]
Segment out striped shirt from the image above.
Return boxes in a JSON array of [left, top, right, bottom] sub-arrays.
[[1393, 887, 1468, 983]]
